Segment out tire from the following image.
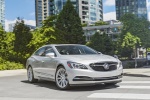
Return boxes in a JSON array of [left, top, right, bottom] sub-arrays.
[[27, 66, 38, 83], [55, 66, 70, 90]]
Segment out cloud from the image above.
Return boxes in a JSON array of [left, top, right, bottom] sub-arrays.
[[146, 0, 150, 21], [147, 0, 150, 8], [104, 0, 115, 6], [5, 19, 36, 32], [103, 11, 116, 21]]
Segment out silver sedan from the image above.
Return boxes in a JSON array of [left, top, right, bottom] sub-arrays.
[[26, 44, 123, 89]]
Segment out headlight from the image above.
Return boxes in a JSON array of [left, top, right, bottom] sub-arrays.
[[118, 61, 123, 69], [67, 61, 88, 69]]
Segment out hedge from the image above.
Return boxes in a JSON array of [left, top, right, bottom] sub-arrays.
[[0, 57, 24, 70]]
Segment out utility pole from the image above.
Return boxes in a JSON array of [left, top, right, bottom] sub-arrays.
[[135, 45, 137, 68]]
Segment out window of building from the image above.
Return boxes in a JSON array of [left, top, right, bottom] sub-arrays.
[[90, 17, 96, 21], [90, 12, 96, 16]]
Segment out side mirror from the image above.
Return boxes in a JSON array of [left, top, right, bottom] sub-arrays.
[[46, 53, 55, 58], [114, 55, 118, 59]]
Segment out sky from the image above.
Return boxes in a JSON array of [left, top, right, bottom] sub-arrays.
[[5, 0, 150, 31]]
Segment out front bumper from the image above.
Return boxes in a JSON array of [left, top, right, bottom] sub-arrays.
[[73, 74, 123, 81], [67, 68, 123, 85]]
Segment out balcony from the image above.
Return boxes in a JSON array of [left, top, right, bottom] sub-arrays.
[[82, 6, 88, 10], [82, 1, 88, 5]]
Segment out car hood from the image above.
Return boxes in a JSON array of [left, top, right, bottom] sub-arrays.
[[60, 54, 119, 64]]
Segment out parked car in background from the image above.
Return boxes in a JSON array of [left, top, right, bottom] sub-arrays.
[[147, 52, 150, 61], [26, 44, 123, 89]]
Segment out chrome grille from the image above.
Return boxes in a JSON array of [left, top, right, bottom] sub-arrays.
[[89, 62, 118, 71]]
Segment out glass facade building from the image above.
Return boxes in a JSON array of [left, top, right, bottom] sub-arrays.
[[35, 0, 103, 27], [115, 0, 148, 20], [78, 0, 103, 24], [0, 0, 5, 28], [54, 0, 77, 14]]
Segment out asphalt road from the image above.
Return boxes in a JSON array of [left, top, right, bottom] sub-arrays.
[[0, 72, 150, 100]]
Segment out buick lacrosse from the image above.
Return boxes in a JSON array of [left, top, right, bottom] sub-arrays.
[[26, 44, 123, 89]]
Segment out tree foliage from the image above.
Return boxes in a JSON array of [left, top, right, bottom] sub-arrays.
[[13, 18, 32, 54], [28, 28, 56, 51], [120, 14, 150, 48], [42, 15, 57, 27], [28, 15, 66, 51], [13, 18, 32, 63], [0, 26, 6, 57], [95, 21, 108, 26], [56, 0, 85, 44], [121, 32, 141, 49], [119, 32, 141, 58], [87, 32, 114, 55]]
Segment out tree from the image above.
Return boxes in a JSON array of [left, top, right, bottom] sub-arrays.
[[13, 18, 32, 63], [3, 32, 15, 60], [119, 32, 141, 59], [87, 32, 114, 55], [42, 15, 57, 27], [56, 0, 85, 44], [28, 15, 67, 51], [120, 14, 150, 48], [28, 28, 57, 51], [0, 25, 6, 57]]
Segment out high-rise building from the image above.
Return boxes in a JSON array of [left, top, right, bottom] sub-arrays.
[[115, 0, 148, 20], [78, 0, 103, 24], [35, 0, 103, 27], [0, 0, 5, 28]]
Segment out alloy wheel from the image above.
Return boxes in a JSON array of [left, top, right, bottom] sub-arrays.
[[27, 67, 33, 82], [56, 67, 69, 89]]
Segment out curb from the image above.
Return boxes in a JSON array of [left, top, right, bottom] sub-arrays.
[[0, 69, 26, 77]]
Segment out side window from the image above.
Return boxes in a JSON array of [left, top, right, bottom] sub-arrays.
[[45, 48, 54, 55], [44, 47, 57, 57], [34, 47, 46, 56]]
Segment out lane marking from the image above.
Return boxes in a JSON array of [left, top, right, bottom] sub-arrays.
[[122, 81, 150, 84], [118, 86, 150, 89], [88, 93, 150, 99]]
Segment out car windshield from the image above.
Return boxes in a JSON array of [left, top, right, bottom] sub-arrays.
[[55, 45, 98, 55]]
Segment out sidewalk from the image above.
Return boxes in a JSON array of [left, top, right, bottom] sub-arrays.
[[124, 68, 150, 76], [0, 69, 26, 77]]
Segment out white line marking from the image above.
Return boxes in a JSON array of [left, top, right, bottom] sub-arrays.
[[118, 86, 150, 89], [88, 93, 150, 99], [122, 81, 150, 84]]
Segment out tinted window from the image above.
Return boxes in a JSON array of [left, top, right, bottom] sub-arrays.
[[34, 47, 46, 56], [55, 45, 98, 55], [147, 53, 150, 55], [34, 47, 56, 56], [44, 47, 56, 57]]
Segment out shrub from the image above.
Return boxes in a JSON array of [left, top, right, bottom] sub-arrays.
[[122, 60, 145, 69], [0, 57, 24, 70]]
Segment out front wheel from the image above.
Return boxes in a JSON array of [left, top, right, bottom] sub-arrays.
[[27, 66, 38, 83], [55, 66, 70, 90]]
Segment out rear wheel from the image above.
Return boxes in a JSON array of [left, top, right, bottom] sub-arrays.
[[55, 66, 70, 90], [27, 66, 38, 83]]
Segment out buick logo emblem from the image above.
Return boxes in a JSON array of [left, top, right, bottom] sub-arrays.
[[103, 63, 109, 70]]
